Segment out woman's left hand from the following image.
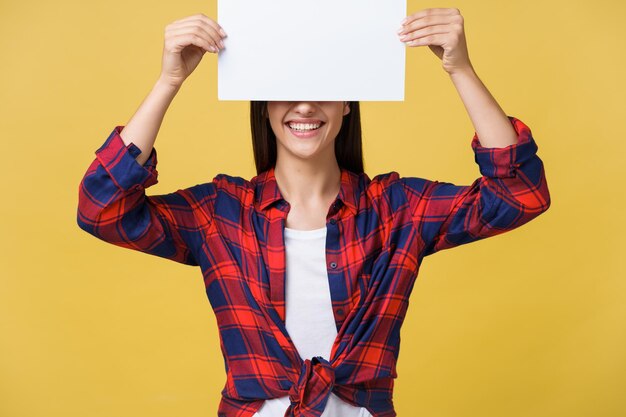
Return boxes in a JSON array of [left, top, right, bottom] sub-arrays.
[[398, 8, 473, 75]]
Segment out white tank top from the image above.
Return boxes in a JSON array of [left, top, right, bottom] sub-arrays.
[[252, 225, 372, 417]]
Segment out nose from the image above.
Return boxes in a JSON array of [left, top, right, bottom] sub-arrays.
[[292, 101, 317, 115]]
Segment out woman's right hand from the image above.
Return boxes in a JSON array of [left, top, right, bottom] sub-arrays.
[[159, 13, 227, 88]]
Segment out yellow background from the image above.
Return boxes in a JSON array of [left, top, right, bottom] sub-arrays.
[[1, 0, 625, 416]]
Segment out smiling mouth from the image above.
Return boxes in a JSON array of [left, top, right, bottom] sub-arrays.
[[285, 122, 326, 132], [285, 121, 326, 137]]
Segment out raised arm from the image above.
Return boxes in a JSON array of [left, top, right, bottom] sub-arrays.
[[76, 129, 214, 265], [76, 13, 225, 265], [119, 13, 227, 164], [402, 116, 551, 257], [398, 8, 551, 257]]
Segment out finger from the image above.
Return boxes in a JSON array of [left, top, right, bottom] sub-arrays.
[[167, 24, 223, 50], [398, 14, 452, 36], [203, 16, 228, 38], [169, 32, 216, 54], [399, 22, 454, 43], [186, 15, 228, 38], [406, 33, 443, 47], [167, 27, 221, 52], [169, 14, 227, 38], [402, 8, 460, 27], [168, 17, 225, 40]]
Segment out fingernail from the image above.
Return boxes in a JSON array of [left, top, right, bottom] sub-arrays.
[[219, 41, 225, 48], [397, 28, 404, 34], [401, 17, 408, 24], [219, 28, 227, 37]]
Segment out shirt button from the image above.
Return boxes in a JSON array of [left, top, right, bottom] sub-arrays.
[[336, 308, 344, 316], [329, 261, 337, 269], [329, 218, 336, 225]]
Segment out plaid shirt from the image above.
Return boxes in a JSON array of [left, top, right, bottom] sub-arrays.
[[77, 116, 550, 417]]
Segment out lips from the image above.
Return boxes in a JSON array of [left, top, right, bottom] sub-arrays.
[[285, 118, 325, 124], [285, 121, 325, 138]]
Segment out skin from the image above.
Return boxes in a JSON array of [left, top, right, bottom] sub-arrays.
[[267, 101, 350, 230], [120, 9, 519, 229], [269, 8, 520, 231], [397, 8, 519, 148]]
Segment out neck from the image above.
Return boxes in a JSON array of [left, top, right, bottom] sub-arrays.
[[273, 157, 341, 206]]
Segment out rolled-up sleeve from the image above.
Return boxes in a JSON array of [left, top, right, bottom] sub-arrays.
[[401, 116, 551, 257], [77, 126, 212, 266]]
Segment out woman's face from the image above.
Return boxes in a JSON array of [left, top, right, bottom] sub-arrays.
[[266, 101, 350, 163]]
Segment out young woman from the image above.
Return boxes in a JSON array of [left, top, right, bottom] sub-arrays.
[[77, 9, 551, 417]]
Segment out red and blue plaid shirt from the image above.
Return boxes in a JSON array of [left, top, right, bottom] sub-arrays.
[[77, 116, 550, 417]]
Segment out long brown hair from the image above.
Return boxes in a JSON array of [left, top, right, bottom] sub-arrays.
[[249, 101, 364, 175]]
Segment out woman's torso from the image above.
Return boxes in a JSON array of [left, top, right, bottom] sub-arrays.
[[252, 225, 372, 417]]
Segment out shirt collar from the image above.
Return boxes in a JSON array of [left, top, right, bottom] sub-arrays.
[[253, 165, 359, 216]]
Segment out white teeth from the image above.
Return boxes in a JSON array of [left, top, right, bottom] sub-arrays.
[[288, 122, 322, 131]]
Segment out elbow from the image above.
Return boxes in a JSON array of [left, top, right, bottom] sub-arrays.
[[519, 190, 551, 222], [77, 185, 93, 235], [76, 206, 99, 238], [77, 212, 92, 233], [485, 188, 550, 230], [76, 180, 104, 238], [528, 161, 552, 215], [523, 187, 551, 216], [541, 191, 551, 214], [532, 177, 552, 216], [512, 173, 551, 216]]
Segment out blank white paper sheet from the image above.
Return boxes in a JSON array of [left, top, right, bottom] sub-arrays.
[[217, 0, 406, 101]]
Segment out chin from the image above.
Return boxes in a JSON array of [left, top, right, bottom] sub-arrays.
[[289, 150, 321, 161]]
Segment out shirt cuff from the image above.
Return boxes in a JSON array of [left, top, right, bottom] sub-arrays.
[[471, 116, 539, 178], [94, 125, 159, 192]]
